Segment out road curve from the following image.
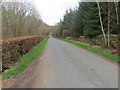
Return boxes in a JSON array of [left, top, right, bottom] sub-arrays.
[[10, 37, 118, 88]]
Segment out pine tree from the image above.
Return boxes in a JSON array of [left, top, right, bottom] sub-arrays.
[[83, 2, 101, 38], [70, 2, 85, 38]]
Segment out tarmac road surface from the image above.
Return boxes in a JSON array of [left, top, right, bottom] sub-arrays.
[[9, 37, 118, 88]]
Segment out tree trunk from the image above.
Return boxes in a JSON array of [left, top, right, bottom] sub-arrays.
[[114, 0, 119, 50], [108, 1, 110, 48], [96, 0, 107, 46], [114, 1, 119, 25]]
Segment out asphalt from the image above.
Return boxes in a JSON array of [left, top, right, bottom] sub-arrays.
[[9, 37, 118, 88]]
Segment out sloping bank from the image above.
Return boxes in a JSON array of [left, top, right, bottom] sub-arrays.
[[2, 37, 48, 79], [57, 38, 119, 63]]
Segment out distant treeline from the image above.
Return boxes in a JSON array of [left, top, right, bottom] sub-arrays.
[[2, 2, 58, 40], [59, 2, 120, 47]]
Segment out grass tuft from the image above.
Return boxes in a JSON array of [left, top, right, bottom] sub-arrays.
[[57, 38, 119, 62], [3, 38, 48, 79]]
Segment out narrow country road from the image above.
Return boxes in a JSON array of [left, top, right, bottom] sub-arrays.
[[8, 37, 118, 88]]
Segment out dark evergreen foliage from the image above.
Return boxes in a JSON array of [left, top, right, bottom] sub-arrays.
[[59, 2, 119, 38]]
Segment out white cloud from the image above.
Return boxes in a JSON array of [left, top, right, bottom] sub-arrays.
[[34, 0, 80, 26]]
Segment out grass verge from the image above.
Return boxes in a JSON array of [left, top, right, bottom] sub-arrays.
[[3, 38, 48, 79], [57, 38, 119, 62]]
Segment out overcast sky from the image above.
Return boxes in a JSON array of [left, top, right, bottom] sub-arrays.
[[34, 0, 80, 26]]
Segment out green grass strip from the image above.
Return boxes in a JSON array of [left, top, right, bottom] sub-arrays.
[[3, 38, 48, 79], [57, 38, 119, 62]]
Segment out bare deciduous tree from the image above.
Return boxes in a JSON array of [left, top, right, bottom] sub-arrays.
[[96, 0, 107, 46], [2, 1, 52, 40], [108, 1, 110, 47]]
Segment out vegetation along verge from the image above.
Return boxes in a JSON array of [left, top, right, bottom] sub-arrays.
[[57, 38, 119, 62], [2, 38, 48, 79]]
